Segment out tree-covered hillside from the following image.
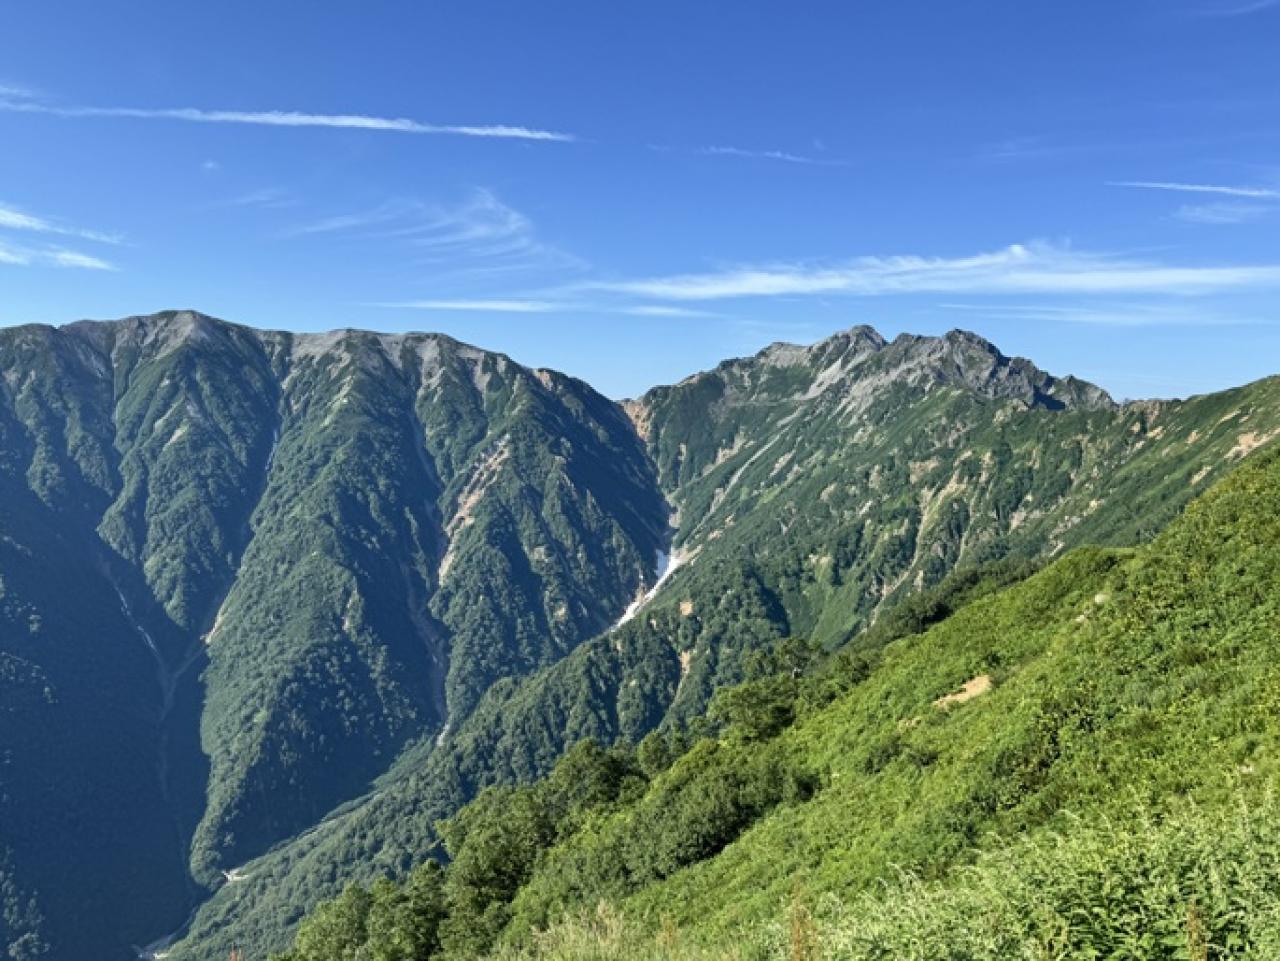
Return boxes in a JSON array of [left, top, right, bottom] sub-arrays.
[[275, 438, 1280, 961], [0, 312, 665, 961], [3, 313, 1279, 961], [165, 325, 1280, 960]]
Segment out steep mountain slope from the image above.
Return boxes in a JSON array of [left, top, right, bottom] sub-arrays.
[[188, 323, 665, 883], [276, 440, 1280, 961], [631, 327, 1276, 645], [165, 326, 1280, 960], [0, 331, 193, 960], [0, 312, 665, 961]]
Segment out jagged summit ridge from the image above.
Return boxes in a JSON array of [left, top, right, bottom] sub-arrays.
[[886, 328, 1115, 411], [56, 309, 506, 380], [635, 323, 1113, 425], [45, 312, 1113, 414]]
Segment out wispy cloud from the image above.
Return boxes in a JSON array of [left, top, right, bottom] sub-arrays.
[[696, 145, 847, 166], [372, 299, 719, 318], [282, 203, 404, 237], [0, 82, 37, 100], [617, 305, 720, 317], [47, 249, 116, 270], [0, 88, 574, 142], [1175, 201, 1273, 224], [938, 301, 1269, 328], [286, 188, 585, 275], [0, 202, 122, 243], [589, 242, 1280, 301], [974, 135, 1097, 165], [0, 201, 121, 270], [224, 187, 295, 210], [377, 298, 559, 313], [1108, 179, 1280, 198], [1195, 0, 1280, 16], [1110, 180, 1279, 225], [648, 143, 846, 167], [0, 239, 117, 270]]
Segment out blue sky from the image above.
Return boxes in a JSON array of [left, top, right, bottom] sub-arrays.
[[2, 0, 1279, 399]]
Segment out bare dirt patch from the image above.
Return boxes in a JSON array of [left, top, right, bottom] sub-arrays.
[[1228, 430, 1280, 461], [933, 674, 994, 710]]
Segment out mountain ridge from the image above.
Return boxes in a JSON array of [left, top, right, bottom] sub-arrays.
[[0, 310, 668, 959], [163, 317, 1280, 959], [32, 310, 1120, 411], [3, 310, 1279, 960], [626, 323, 1115, 412]]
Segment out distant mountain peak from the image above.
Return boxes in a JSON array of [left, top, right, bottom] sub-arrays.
[[640, 322, 1112, 417], [756, 324, 887, 366]]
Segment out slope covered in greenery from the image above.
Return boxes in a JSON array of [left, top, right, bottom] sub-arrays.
[[276, 440, 1280, 961], [5, 313, 1280, 960], [0, 312, 665, 961], [175, 328, 1280, 960]]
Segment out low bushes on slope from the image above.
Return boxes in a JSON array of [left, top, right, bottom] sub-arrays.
[[274, 446, 1280, 961], [491, 793, 1280, 961]]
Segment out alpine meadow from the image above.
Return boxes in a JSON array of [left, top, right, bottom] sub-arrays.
[[4, 3, 1280, 960]]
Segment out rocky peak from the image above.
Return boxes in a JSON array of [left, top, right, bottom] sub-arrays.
[[882, 328, 1115, 412]]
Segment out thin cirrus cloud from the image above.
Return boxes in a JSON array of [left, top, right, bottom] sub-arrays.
[[3, 85, 854, 166], [616, 305, 719, 317], [0, 239, 116, 271], [47, 249, 116, 270], [1195, 0, 1280, 15], [0, 89, 575, 142], [647, 143, 848, 167], [285, 189, 586, 276], [1175, 202, 1272, 224], [378, 299, 560, 313], [373, 241, 1280, 316], [696, 145, 847, 167], [221, 187, 297, 210], [0, 202, 120, 271], [0, 202, 122, 244], [973, 135, 1101, 165], [375, 299, 718, 318], [1109, 181, 1277, 225], [1107, 180, 1280, 198], [588, 242, 1280, 301], [938, 301, 1270, 328]]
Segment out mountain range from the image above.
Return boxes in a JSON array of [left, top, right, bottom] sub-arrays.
[[2, 311, 1278, 961]]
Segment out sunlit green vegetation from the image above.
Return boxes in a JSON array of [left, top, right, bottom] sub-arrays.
[[276, 445, 1280, 961], [5, 314, 1280, 960]]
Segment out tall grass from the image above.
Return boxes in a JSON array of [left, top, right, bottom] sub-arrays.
[[491, 792, 1280, 961]]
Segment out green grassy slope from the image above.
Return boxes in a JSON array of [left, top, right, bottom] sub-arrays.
[[525, 439, 1280, 956], [276, 442, 1280, 961]]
